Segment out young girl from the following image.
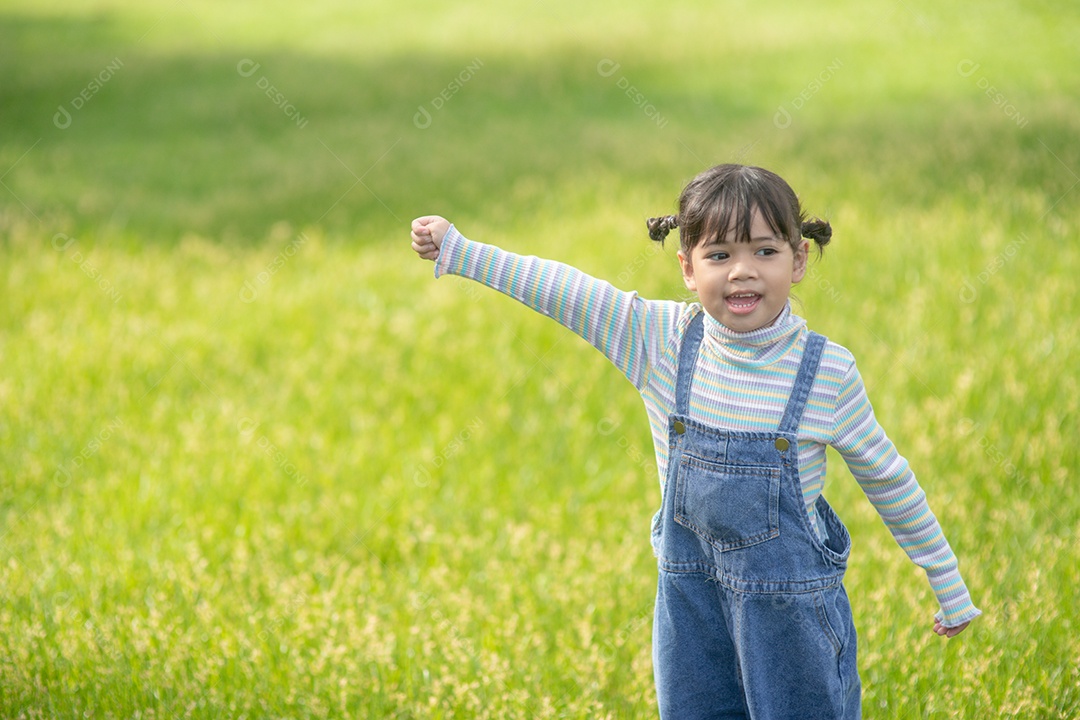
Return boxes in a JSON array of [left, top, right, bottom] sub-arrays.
[[410, 164, 979, 719]]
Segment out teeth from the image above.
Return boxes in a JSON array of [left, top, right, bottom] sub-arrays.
[[728, 294, 759, 308]]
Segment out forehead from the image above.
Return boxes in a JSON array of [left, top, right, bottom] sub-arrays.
[[702, 208, 782, 244]]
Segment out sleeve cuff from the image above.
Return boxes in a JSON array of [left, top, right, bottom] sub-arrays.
[[936, 605, 982, 628], [433, 224, 465, 279]]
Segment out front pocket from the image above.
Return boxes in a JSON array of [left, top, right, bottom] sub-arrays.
[[674, 454, 781, 551]]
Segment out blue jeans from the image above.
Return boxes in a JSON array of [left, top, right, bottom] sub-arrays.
[[651, 313, 861, 719]]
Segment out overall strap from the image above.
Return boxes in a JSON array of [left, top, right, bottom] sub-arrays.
[[674, 311, 706, 416], [777, 331, 827, 435]]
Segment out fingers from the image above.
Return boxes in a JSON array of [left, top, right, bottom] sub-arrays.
[[413, 215, 441, 228], [933, 619, 970, 638], [947, 621, 970, 638], [410, 237, 439, 261], [412, 215, 444, 236], [410, 215, 447, 261], [411, 217, 434, 260], [411, 222, 431, 241]]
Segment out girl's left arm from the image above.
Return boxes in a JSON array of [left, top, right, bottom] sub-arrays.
[[830, 361, 981, 635]]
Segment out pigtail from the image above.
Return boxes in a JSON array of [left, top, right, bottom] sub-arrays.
[[800, 217, 832, 252], [647, 214, 679, 245], [652, 165, 832, 257]]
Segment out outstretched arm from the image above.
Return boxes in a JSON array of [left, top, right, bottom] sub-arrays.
[[408, 216, 683, 391]]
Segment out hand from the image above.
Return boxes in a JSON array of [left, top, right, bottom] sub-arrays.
[[411, 215, 451, 261], [933, 618, 971, 638]]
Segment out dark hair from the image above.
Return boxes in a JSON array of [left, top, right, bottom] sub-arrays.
[[646, 164, 832, 255]]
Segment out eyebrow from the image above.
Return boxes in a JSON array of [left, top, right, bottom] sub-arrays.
[[700, 234, 782, 248]]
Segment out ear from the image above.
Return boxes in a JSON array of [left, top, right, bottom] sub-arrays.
[[678, 249, 697, 292], [791, 240, 809, 283]]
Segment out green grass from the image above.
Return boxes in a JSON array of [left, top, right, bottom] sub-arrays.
[[2, 0, 1079, 717]]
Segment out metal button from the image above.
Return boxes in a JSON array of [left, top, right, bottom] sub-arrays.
[[673, 420, 686, 435], [775, 437, 790, 452]]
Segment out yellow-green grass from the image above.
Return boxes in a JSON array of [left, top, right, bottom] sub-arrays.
[[2, 0, 1078, 717]]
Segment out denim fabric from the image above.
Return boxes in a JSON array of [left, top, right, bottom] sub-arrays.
[[653, 312, 861, 719]]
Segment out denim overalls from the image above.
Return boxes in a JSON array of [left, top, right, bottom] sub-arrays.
[[652, 312, 861, 720]]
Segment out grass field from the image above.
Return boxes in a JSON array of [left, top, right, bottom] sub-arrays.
[[1, 0, 1079, 717]]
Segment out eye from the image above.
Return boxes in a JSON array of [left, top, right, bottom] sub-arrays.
[[756, 247, 779, 257], [705, 251, 729, 261]]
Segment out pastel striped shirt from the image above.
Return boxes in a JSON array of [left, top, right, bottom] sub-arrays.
[[434, 225, 980, 627]]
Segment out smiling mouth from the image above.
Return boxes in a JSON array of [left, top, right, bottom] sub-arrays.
[[725, 293, 761, 313]]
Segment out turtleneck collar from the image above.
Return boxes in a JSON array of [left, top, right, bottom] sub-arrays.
[[700, 302, 806, 367]]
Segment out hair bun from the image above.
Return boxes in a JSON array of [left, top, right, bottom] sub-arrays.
[[800, 218, 832, 248], [647, 214, 679, 244]]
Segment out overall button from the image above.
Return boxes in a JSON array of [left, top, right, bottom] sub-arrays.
[[673, 421, 686, 435], [774, 437, 790, 452]]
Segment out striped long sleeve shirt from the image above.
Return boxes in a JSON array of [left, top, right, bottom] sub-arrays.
[[434, 225, 980, 627]]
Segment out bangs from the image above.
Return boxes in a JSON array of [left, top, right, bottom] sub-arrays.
[[678, 165, 800, 251]]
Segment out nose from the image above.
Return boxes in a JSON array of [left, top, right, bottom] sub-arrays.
[[728, 255, 757, 280]]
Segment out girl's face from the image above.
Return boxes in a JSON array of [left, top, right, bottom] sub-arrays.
[[678, 207, 808, 332]]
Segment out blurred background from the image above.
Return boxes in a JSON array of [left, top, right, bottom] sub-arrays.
[[1, 1, 1077, 717]]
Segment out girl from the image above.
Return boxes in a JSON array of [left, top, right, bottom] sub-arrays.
[[410, 164, 979, 719]]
